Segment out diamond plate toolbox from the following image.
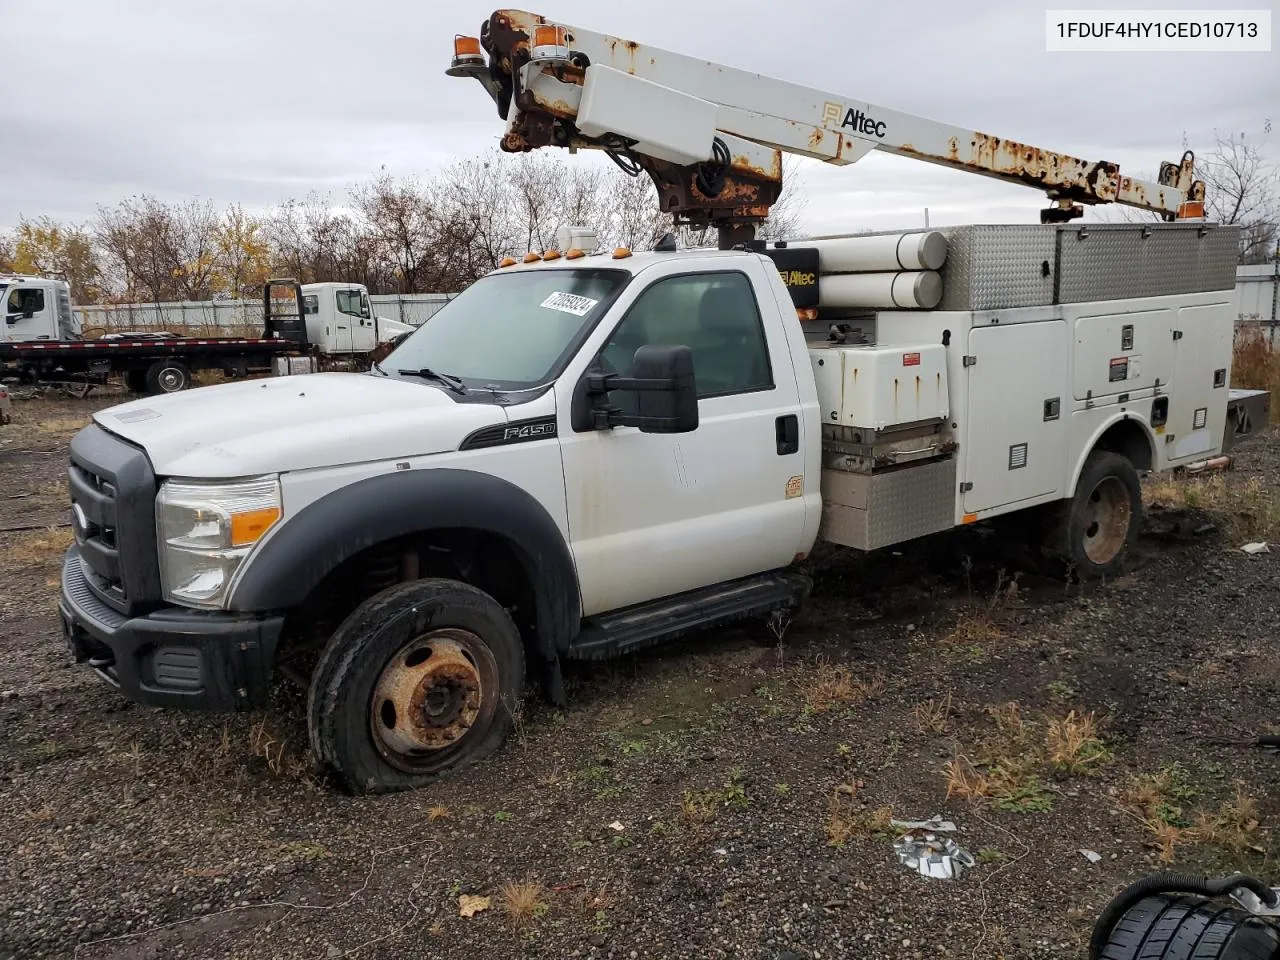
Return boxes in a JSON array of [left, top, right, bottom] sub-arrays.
[[933, 223, 1239, 310]]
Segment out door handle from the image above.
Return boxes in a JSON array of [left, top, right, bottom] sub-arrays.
[[775, 414, 799, 455]]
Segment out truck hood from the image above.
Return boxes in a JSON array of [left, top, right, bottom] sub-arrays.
[[94, 373, 508, 477]]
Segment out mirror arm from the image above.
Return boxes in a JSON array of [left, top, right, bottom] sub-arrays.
[[585, 373, 676, 394]]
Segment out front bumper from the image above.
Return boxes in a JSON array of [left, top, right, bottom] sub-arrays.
[[59, 548, 285, 711]]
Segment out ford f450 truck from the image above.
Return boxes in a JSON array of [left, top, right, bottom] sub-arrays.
[[58, 220, 1268, 792]]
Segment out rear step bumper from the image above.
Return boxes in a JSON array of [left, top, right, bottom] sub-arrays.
[[568, 569, 812, 661]]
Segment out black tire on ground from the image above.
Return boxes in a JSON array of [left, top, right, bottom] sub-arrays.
[[1043, 450, 1142, 579], [144, 359, 192, 394], [124, 370, 149, 394], [1096, 894, 1280, 960], [307, 578, 526, 794]]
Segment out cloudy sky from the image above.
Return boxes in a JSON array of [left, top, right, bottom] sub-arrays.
[[1, 0, 1275, 235]]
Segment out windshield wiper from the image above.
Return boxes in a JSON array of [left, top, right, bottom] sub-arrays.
[[397, 367, 468, 395]]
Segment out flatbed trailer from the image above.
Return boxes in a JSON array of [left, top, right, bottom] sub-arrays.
[[2, 277, 405, 394], [0, 334, 294, 394]]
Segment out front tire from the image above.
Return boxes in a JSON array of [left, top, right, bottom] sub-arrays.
[[1045, 451, 1142, 579], [307, 579, 525, 794]]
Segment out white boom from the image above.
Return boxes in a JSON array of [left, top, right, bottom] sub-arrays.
[[448, 10, 1206, 245]]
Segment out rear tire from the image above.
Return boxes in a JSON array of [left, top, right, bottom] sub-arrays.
[[307, 579, 525, 794], [1044, 451, 1142, 579], [1096, 894, 1280, 959], [144, 360, 191, 394]]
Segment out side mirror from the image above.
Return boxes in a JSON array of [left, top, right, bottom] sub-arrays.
[[4, 313, 19, 325], [576, 344, 699, 434]]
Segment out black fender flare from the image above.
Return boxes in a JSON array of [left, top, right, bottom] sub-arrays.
[[227, 469, 581, 663]]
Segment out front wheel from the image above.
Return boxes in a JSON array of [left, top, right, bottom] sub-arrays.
[[1044, 451, 1142, 579], [307, 579, 525, 794]]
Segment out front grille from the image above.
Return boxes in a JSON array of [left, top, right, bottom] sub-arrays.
[[67, 424, 162, 615]]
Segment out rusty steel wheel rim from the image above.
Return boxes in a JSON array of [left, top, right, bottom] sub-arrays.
[[1081, 476, 1131, 565], [370, 629, 497, 773]]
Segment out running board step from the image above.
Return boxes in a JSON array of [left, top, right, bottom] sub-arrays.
[[568, 570, 812, 661]]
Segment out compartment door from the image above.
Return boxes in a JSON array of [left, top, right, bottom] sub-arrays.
[[963, 320, 1069, 515]]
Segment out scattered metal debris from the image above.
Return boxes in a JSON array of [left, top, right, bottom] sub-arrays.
[[1080, 849, 1102, 864], [893, 831, 976, 880], [890, 815, 957, 833], [1241, 542, 1271, 555]]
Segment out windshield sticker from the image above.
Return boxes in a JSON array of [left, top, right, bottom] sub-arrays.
[[540, 291, 599, 317]]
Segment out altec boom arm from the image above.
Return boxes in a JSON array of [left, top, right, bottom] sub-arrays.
[[449, 10, 1206, 243]]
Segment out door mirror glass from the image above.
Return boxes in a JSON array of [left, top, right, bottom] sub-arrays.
[[629, 344, 699, 433], [574, 344, 699, 434]]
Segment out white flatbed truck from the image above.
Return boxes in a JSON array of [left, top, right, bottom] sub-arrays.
[[2, 276, 413, 395], [56, 11, 1268, 793]]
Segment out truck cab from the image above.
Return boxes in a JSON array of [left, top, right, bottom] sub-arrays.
[[2, 275, 79, 342], [297, 282, 415, 354]]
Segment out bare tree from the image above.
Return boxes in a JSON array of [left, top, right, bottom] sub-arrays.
[[352, 174, 436, 293], [166, 199, 222, 300], [96, 196, 181, 304], [0, 231, 15, 273], [1200, 127, 1278, 264]]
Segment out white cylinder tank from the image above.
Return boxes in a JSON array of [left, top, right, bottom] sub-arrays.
[[817, 271, 943, 310], [808, 231, 948, 273]]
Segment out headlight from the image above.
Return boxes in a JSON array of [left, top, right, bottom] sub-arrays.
[[156, 477, 282, 609]]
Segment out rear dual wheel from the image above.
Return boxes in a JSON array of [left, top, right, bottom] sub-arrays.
[[307, 579, 525, 794], [1043, 451, 1143, 579]]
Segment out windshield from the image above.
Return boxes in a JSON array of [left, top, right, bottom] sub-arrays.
[[384, 268, 629, 390]]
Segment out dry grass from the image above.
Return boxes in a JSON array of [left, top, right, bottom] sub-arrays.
[[1146, 820, 1194, 864], [1118, 763, 1261, 862], [944, 611, 1006, 645], [427, 805, 451, 822], [1194, 783, 1263, 854], [1045, 710, 1111, 774], [679, 790, 717, 830], [1146, 473, 1280, 543], [826, 793, 894, 849], [944, 703, 1112, 813], [9, 526, 74, 568], [247, 719, 314, 780], [911, 692, 953, 734], [35, 417, 92, 435], [800, 663, 885, 714], [943, 756, 991, 802], [1233, 326, 1280, 399], [498, 880, 548, 929]]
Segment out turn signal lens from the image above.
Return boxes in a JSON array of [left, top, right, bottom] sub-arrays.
[[230, 507, 281, 547]]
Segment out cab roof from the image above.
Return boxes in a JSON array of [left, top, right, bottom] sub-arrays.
[[491, 248, 757, 277]]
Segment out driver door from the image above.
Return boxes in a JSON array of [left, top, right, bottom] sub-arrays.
[[556, 258, 809, 617], [4, 285, 53, 342], [331, 289, 360, 354]]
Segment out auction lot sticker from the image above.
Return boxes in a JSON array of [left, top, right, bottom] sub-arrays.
[[541, 291, 600, 316]]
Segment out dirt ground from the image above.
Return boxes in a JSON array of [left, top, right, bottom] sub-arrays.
[[2, 385, 1279, 960]]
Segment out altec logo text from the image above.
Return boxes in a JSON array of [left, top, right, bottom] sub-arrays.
[[841, 108, 886, 139], [779, 270, 816, 287]]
